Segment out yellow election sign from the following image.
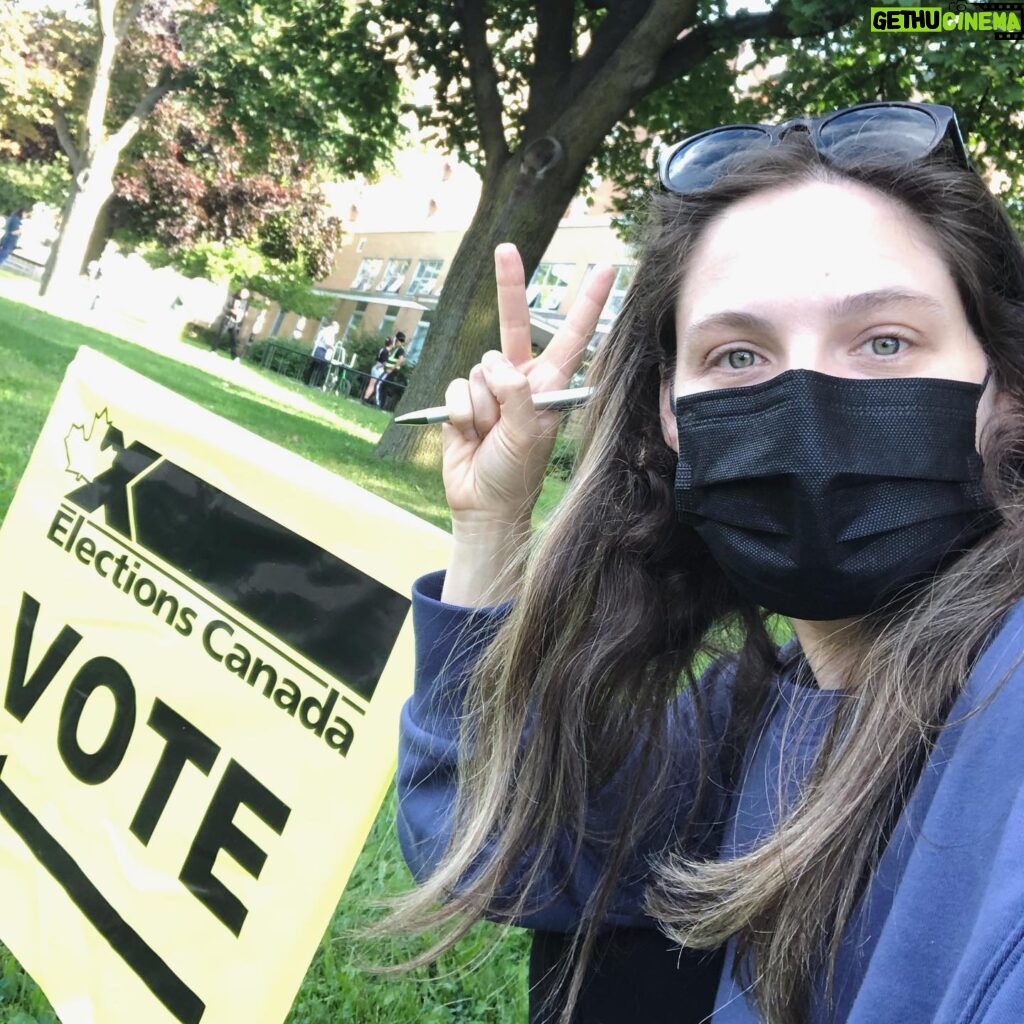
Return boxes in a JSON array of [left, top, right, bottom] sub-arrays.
[[0, 347, 450, 1023]]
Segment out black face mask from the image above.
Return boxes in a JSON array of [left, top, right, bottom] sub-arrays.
[[674, 369, 996, 620]]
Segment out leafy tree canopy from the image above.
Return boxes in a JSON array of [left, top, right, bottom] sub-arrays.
[[4, 0, 386, 300], [0, 1, 89, 161], [112, 96, 344, 281], [355, 0, 1023, 228], [10, 0, 405, 177]]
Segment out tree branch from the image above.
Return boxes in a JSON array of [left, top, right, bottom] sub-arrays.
[[568, 0, 677, 101], [53, 106, 84, 175], [96, 0, 117, 40], [453, 0, 509, 175], [108, 70, 182, 153], [525, 0, 576, 134], [540, 0, 698, 143], [115, 0, 147, 40], [83, 30, 118, 152], [649, 5, 857, 92]]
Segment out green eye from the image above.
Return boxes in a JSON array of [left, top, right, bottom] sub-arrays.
[[870, 336, 903, 356], [725, 350, 756, 369]]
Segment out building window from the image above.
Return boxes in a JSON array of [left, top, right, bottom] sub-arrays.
[[344, 301, 368, 339], [406, 321, 429, 364], [379, 305, 400, 338], [291, 316, 307, 340], [379, 259, 411, 293], [270, 309, 287, 336], [352, 257, 383, 290], [408, 259, 443, 296], [586, 264, 636, 321], [527, 262, 575, 312]]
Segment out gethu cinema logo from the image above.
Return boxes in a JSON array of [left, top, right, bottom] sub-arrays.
[[870, 5, 1023, 33]]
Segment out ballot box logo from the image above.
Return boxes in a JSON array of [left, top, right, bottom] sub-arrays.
[[51, 408, 411, 731]]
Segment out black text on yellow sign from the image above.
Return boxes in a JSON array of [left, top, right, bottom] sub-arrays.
[[46, 505, 356, 755], [8, 589, 290, 1021]]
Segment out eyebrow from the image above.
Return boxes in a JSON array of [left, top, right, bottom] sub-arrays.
[[680, 288, 947, 348]]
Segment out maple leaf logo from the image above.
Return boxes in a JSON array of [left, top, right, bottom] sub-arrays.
[[64, 408, 117, 483]]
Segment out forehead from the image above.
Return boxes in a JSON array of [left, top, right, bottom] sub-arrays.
[[676, 180, 957, 327]]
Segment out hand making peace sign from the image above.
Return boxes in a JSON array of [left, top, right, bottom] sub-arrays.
[[442, 244, 615, 528]]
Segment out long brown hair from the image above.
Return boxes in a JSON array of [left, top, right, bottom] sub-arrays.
[[387, 135, 1024, 1024]]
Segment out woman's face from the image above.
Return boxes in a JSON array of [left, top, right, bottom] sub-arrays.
[[660, 180, 991, 449]]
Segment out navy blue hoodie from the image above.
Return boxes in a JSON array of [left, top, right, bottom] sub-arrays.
[[398, 570, 1024, 1023]]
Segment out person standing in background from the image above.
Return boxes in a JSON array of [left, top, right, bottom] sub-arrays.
[[212, 287, 250, 360], [376, 331, 407, 409], [0, 208, 29, 267], [364, 335, 396, 404], [305, 320, 340, 387]]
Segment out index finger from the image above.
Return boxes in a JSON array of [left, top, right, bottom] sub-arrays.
[[539, 265, 616, 381], [494, 243, 534, 368]]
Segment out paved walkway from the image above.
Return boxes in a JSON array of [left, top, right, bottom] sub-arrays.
[[0, 271, 355, 428]]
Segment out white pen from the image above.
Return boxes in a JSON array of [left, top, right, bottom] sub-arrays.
[[393, 386, 594, 425]]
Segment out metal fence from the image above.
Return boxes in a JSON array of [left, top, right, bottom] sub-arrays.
[[258, 341, 407, 410]]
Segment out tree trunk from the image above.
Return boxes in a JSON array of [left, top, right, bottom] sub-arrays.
[[40, 161, 117, 296], [374, 145, 593, 467]]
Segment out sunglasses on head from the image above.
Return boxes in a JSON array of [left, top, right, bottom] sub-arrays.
[[658, 102, 970, 194]]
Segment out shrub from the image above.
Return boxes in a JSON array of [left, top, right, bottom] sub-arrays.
[[0, 159, 71, 210], [247, 334, 308, 359]]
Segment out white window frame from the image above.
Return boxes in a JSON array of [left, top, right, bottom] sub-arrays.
[[527, 262, 575, 312], [379, 258, 411, 293], [405, 320, 430, 364], [352, 258, 383, 290], [585, 263, 635, 321], [408, 259, 444, 296]]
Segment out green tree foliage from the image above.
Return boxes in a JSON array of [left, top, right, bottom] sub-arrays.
[[191, 2, 402, 172], [0, 1, 88, 161], [357, 0, 1023, 465], [0, 160, 72, 211], [744, 20, 1024, 231], [582, 9, 1024, 233], [27, 0, 402, 294], [112, 96, 344, 286]]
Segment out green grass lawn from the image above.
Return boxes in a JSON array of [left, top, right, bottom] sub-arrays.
[[0, 296, 538, 1023]]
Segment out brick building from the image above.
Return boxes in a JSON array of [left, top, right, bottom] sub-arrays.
[[253, 149, 637, 364]]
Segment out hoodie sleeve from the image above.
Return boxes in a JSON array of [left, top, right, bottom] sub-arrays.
[[396, 570, 735, 931], [396, 570, 509, 885]]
